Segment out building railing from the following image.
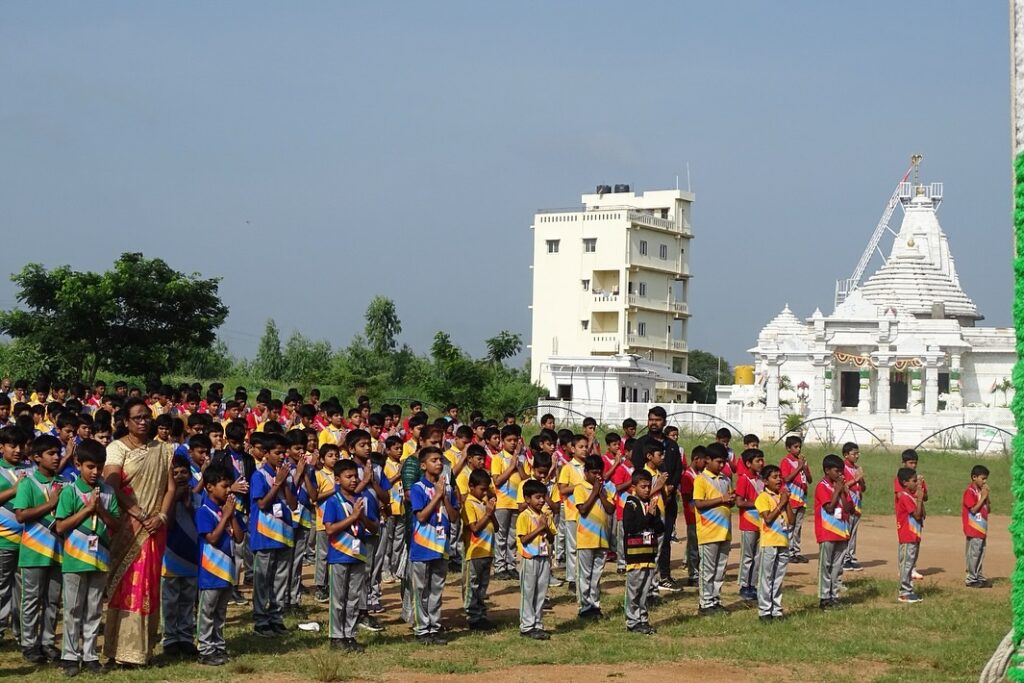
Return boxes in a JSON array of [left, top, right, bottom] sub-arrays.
[[626, 210, 678, 232]]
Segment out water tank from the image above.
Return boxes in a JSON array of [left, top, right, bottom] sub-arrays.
[[595, 184, 612, 195], [614, 184, 630, 193], [734, 365, 755, 385]]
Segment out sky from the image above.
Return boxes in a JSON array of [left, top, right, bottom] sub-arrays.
[[0, 3, 1012, 367]]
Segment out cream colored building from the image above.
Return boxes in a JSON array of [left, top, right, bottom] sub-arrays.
[[529, 185, 694, 402]]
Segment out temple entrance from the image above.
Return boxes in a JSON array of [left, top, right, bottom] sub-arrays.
[[840, 371, 860, 408], [890, 372, 909, 410]]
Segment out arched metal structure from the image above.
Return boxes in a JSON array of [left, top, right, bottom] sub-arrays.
[[774, 416, 890, 452], [912, 423, 1016, 457]]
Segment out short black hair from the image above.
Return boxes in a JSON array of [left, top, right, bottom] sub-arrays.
[[74, 439, 106, 466], [761, 464, 780, 481], [188, 434, 212, 451], [705, 442, 728, 462], [716, 427, 732, 440], [345, 429, 370, 449], [785, 435, 803, 449], [822, 454, 844, 472], [743, 433, 760, 445], [841, 441, 859, 455], [32, 434, 61, 456], [901, 449, 919, 463], [203, 464, 234, 487], [632, 469, 653, 485], [468, 469, 491, 488], [466, 443, 487, 459], [740, 448, 764, 465], [897, 467, 917, 485], [522, 479, 546, 498], [971, 464, 990, 478], [334, 459, 358, 477], [583, 455, 604, 472], [533, 451, 552, 471]]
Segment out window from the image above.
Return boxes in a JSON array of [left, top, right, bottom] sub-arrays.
[[583, 238, 596, 253], [627, 320, 633, 335], [659, 244, 668, 260], [581, 279, 590, 291], [639, 240, 648, 256], [638, 322, 647, 337], [546, 240, 560, 253], [581, 320, 589, 330], [638, 282, 647, 296]]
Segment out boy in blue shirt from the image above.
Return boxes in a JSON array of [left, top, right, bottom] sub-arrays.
[[248, 433, 295, 637], [161, 454, 200, 657], [323, 459, 375, 652], [409, 446, 458, 645], [195, 464, 244, 666], [284, 430, 314, 613], [348, 428, 390, 631], [54, 439, 119, 675]]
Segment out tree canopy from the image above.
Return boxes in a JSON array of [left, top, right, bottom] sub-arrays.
[[0, 253, 228, 382], [686, 349, 733, 404]]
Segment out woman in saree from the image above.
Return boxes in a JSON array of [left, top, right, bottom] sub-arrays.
[[102, 397, 176, 666]]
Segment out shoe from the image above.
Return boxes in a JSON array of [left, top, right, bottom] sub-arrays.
[[898, 592, 923, 604], [846, 561, 864, 572], [967, 580, 992, 588], [368, 604, 385, 614], [253, 626, 276, 638], [605, 552, 617, 562], [531, 629, 551, 640], [44, 645, 61, 661], [198, 654, 227, 666], [567, 582, 576, 594], [697, 606, 718, 617], [415, 635, 435, 645], [229, 592, 247, 606], [358, 614, 385, 632], [23, 648, 46, 665], [82, 661, 103, 673], [579, 607, 602, 619], [381, 574, 398, 585], [179, 642, 199, 656], [739, 587, 757, 601], [329, 638, 346, 650], [759, 615, 773, 623], [686, 576, 698, 587], [627, 623, 655, 635], [911, 570, 924, 581], [712, 604, 728, 614], [271, 623, 288, 635], [656, 578, 680, 593], [314, 587, 329, 604], [791, 554, 809, 564], [543, 597, 554, 611], [61, 661, 80, 677], [549, 576, 564, 587], [616, 567, 625, 574], [344, 638, 366, 653], [163, 642, 181, 657], [818, 599, 831, 610], [468, 619, 496, 631], [429, 634, 448, 645]]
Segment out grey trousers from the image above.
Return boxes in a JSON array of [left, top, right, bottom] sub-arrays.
[[400, 548, 412, 625], [252, 548, 289, 628], [384, 516, 407, 581], [624, 567, 655, 628], [699, 541, 730, 609], [314, 530, 328, 588], [288, 526, 310, 606], [61, 571, 105, 663], [234, 531, 251, 588], [359, 536, 380, 611], [787, 507, 805, 557], [898, 542, 919, 597], [0, 548, 21, 641], [197, 588, 230, 656], [563, 523, 578, 582], [410, 558, 446, 636], [818, 540, 847, 601], [519, 556, 550, 633], [493, 509, 518, 574], [614, 519, 626, 571], [757, 546, 789, 617], [555, 513, 565, 564], [370, 532, 387, 609], [161, 576, 197, 646], [739, 530, 760, 591], [329, 562, 366, 640], [576, 547, 605, 614], [449, 515, 463, 564], [463, 557, 491, 624], [685, 524, 699, 578], [966, 537, 987, 583], [305, 521, 316, 561], [20, 564, 61, 652], [843, 514, 861, 565]]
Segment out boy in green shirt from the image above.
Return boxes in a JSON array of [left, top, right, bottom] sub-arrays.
[[55, 439, 120, 675], [12, 434, 63, 664]]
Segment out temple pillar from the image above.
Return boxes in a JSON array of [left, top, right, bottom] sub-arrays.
[[875, 363, 891, 416], [857, 368, 871, 414], [910, 369, 923, 414], [923, 361, 939, 416], [811, 356, 828, 418]]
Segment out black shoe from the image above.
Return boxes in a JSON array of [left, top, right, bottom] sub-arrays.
[[82, 660, 103, 673], [314, 587, 330, 604], [357, 614, 385, 632], [468, 619, 496, 631], [344, 638, 366, 653], [23, 648, 46, 665], [566, 582, 576, 594], [43, 645, 61, 661], [429, 634, 448, 645], [198, 654, 226, 666], [656, 578, 680, 593], [543, 597, 554, 611], [179, 642, 199, 656], [253, 626, 276, 638], [791, 554, 809, 564], [163, 642, 181, 657], [61, 661, 80, 677], [329, 638, 347, 650], [697, 606, 717, 617], [531, 629, 551, 640], [579, 607, 602, 619], [271, 622, 288, 635], [712, 604, 728, 614], [967, 580, 992, 589], [740, 588, 757, 601], [686, 576, 698, 587], [759, 615, 773, 623], [627, 623, 655, 635], [818, 599, 830, 610]]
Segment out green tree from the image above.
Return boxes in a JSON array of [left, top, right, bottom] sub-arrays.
[[364, 296, 402, 356], [178, 340, 234, 379], [282, 332, 333, 384], [253, 319, 284, 380], [0, 253, 228, 382], [484, 331, 523, 364], [686, 349, 733, 404]]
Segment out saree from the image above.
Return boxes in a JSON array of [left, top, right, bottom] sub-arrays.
[[102, 439, 173, 665]]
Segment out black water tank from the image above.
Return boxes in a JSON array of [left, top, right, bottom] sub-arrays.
[[596, 184, 612, 194], [614, 184, 630, 193]]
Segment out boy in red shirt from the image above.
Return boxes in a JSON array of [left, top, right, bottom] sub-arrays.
[[893, 449, 928, 580], [814, 454, 853, 609], [680, 446, 706, 587], [963, 465, 991, 588], [895, 467, 925, 603], [841, 442, 865, 572], [734, 449, 765, 601], [604, 433, 632, 574], [779, 436, 812, 563]]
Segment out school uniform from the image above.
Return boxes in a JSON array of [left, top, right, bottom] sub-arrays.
[[693, 470, 732, 609], [779, 455, 811, 559], [490, 450, 522, 576], [555, 459, 585, 583], [573, 480, 613, 615], [895, 490, 922, 598], [0, 460, 30, 644], [460, 494, 495, 626], [161, 493, 199, 651], [312, 467, 335, 594], [382, 459, 405, 582], [55, 479, 118, 666], [609, 461, 634, 572], [195, 499, 237, 657], [622, 495, 663, 629], [248, 463, 294, 631], [286, 463, 314, 609], [355, 460, 390, 613], [754, 490, 791, 617], [680, 466, 700, 581], [516, 507, 555, 634], [408, 477, 458, 637], [323, 491, 367, 641], [842, 462, 864, 568], [814, 479, 850, 603], [12, 471, 63, 657], [210, 447, 253, 596], [962, 484, 988, 584], [735, 471, 764, 595]]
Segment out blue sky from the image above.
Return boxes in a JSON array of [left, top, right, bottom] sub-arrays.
[[0, 2, 1010, 367]]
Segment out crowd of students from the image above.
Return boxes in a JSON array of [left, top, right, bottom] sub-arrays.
[[0, 379, 995, 674]]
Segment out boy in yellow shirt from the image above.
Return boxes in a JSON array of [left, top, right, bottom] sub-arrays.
[[517, 479, 556, 640], [516, 451, 562, 591], [318, 406, 346, 449], [456, 444, 490, 501], [693, 442, 735, 615], [461, 470, 497, 630], [490, 425, 527, 580], [754, 464, 793, 621], [381, 436, 405, 584], [311, 443, 340, 604], [574, 455, 615, 618], [556, 434, 588, 594]]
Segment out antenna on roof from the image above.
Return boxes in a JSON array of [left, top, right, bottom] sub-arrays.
[[911, 153, 923, 185], [686, 162, 692, 192]]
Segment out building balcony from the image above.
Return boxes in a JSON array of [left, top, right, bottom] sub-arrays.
[[591, 291, 621, 311], [625, 294, 690, 317], [625, 335, 688, 352], [591, 334, 621, 353], [628, 256, 690, 277]]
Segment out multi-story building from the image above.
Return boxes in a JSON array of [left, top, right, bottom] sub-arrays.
[[529, 185, 695, 403]]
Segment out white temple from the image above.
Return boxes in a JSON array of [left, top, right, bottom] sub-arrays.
[[718, 166, 1016, 446]]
